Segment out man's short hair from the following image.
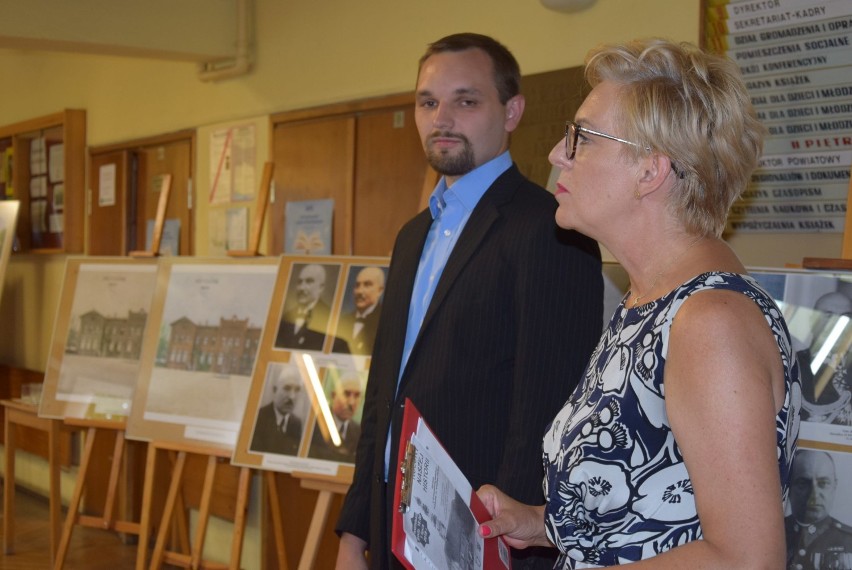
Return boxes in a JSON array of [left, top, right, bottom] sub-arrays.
[[418, 32, 521, 105]]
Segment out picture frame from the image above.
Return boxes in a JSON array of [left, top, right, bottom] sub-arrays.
[[40, 256, 159, 420], [0, 200, 19, 304], [749, 268, 852, 451], [232, 255, 389, 482], [124, 257, 278, 451]]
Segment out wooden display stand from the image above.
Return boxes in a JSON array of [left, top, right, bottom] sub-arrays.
[[292, 474, 349, 570], [228, 161, 273, 257], [53, 419, 142, 570], [2, 399, 78, 566], [138, 440, 252, 570], [129, 174, 172, 258]]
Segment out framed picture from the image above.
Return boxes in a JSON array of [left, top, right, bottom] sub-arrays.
[[0, 200, 19, 304], [40, 257, 159, 420], [750, 268, 852, 450], [125, 257, 278, 451], [784, 445, 852, 569], [232, 255, 388, 482], [273, 260, 343, 352]]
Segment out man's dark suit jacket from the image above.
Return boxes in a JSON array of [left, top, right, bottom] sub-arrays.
[[275, 300, 332, 351], [335, 165, 603, 569], [334, 303, 382, 355], [250, 403, 302, 455]]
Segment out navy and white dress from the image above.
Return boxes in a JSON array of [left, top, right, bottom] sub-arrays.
[[542, 272, 802, 568]]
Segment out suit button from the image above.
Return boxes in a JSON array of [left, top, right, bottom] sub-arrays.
[[385, 399, 391, 409]]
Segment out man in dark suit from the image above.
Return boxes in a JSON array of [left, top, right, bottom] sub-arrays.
[[334, 266, 386, 356], [335, 33, 602, 570], [308, 373, 364, 462], [250, 364, 305, 455], [275, 263, 332, 351]]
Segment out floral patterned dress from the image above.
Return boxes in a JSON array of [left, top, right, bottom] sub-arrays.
[[542, 272, 801, 568]]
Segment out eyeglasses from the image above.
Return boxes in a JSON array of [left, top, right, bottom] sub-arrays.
[[564, 121, 684, 178]]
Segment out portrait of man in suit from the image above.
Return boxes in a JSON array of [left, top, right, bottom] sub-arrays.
[[333, 265, 386, 356], [307, 371, 365, 463], [275, 262, 340, 351], [249, 363, 308, 455]]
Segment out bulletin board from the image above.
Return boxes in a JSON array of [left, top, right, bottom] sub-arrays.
[[702, 0, 852, 240]]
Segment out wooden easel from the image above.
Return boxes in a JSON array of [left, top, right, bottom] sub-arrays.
[[53, 418, 142, 570], [138, 440, 252, 570], [259, 469, 348, 570], [262, 471, 349, 570], [262, 471, 289, 570], [228, 161, 274, 257], [130, 174, 172, 258], [2, 398, 78, 567], [293, 475, 350, 570]]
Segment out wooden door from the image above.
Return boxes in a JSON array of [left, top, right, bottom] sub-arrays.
[[353, 106, 426, 256], [88, 150, 128, 255], [269, 116, 355, 255], [135, 137, 194, 255]]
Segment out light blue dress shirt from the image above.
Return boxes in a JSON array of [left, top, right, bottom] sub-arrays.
[[384, 150, 513, 478]]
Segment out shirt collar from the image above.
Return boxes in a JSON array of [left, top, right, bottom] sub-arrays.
[[428, 151, 512, 219]]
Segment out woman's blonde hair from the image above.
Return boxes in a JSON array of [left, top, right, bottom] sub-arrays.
[[585, 38, 765, 236]]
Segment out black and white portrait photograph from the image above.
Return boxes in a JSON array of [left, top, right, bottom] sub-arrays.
[[332, 264, 387, 356], [777, 272, 852, 445], [306, 367, 367, 463], [274, 262, 342, 352], [249, 361, 311, 456], [785, 447, 852, 570]]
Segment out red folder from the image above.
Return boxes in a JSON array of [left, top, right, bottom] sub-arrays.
[[391, 398, 512, 569]]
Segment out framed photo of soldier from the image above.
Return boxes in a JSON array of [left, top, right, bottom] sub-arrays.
[[750, 269, 852, 449], [40, 257, 158, 421], [232, 255, 388, 482], [785, 446, 852, 570], [125, 257, 278, 451]]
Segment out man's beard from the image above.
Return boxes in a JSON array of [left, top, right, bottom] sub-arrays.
[[425, 133, 475, 176]]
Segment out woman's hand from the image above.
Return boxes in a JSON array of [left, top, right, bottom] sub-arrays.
[[476, 484, 553, 550]]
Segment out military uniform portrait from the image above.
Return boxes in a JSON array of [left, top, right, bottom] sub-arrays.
[[786, 448, 852, 570], [782, 274, 852, 428]]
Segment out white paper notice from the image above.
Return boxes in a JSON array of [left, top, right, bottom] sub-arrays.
[[99, 163, 117, 207]]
